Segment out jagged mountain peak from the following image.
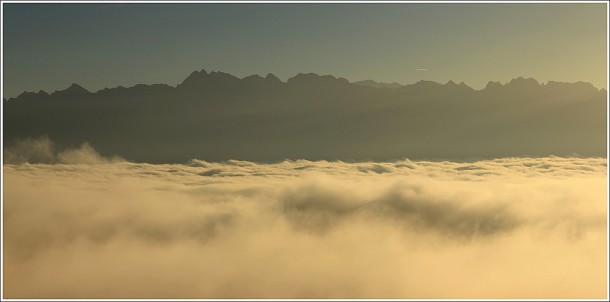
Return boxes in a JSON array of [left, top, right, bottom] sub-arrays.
[[51, 83, 90, 97], [485, 81, 503, 90], [7, 69, 604, 102], [507, 77, 540, 88], [286, 73, 350, 87], [265, 73, 281, 82], [178, 69, 208, 87], [353, 80, 403, 89]]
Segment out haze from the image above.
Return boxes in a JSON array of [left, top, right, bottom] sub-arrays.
[[3, 140, 607, 298], [2, 3, 607, 98], [2, 2, 608, 299]]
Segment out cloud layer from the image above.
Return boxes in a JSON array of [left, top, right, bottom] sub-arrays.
[[2, 145, 607, 298], [3, 136, 124, 164]]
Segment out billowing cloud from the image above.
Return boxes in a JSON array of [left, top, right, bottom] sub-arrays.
[[3, 136, 56, 164], [2, 141, 607, 298], [3, 136, 124, 164]]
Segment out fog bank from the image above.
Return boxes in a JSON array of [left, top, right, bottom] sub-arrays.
[[3, 154, 607, 298]]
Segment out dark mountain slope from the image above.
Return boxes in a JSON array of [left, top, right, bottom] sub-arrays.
[[3, 70, 607, 163]]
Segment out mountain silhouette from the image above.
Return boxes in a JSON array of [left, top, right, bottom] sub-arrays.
[[3, 70, 607, 163], [47, 83, 92, 100], [353, 80, 403, 89]]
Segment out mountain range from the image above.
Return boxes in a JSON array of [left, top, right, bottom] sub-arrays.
[[3, 70, 607, 163]]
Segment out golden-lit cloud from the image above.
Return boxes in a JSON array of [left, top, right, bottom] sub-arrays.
[[2, 140, 607, 299], [3, 136, 124, 164]]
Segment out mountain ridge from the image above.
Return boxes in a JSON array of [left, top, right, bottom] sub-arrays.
[[3, 69, 607, 163], [4, 70, 606, 102]]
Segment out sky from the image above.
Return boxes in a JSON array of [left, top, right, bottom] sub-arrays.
[[2, 4, 608, 298], [2, 2, 608, 98]]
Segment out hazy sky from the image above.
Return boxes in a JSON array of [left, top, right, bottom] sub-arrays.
[[2, 3, 607, 97]]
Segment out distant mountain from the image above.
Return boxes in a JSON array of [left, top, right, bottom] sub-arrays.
[[51, 83, 91, 97], [353, 79, 403, 88], [3, 70, 607, 163]]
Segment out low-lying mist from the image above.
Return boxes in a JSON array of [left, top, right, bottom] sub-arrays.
[[2, 139, 607, 298]]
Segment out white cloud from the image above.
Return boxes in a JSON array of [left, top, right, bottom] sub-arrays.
[[4, 137, 125, 164], [2, 141, 607, 298]]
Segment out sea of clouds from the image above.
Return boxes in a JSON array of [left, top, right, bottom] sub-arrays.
[[2, 139, 608, 298]]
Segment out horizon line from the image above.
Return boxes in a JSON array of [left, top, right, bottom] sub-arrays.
[[4, 70, 606, 100]]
